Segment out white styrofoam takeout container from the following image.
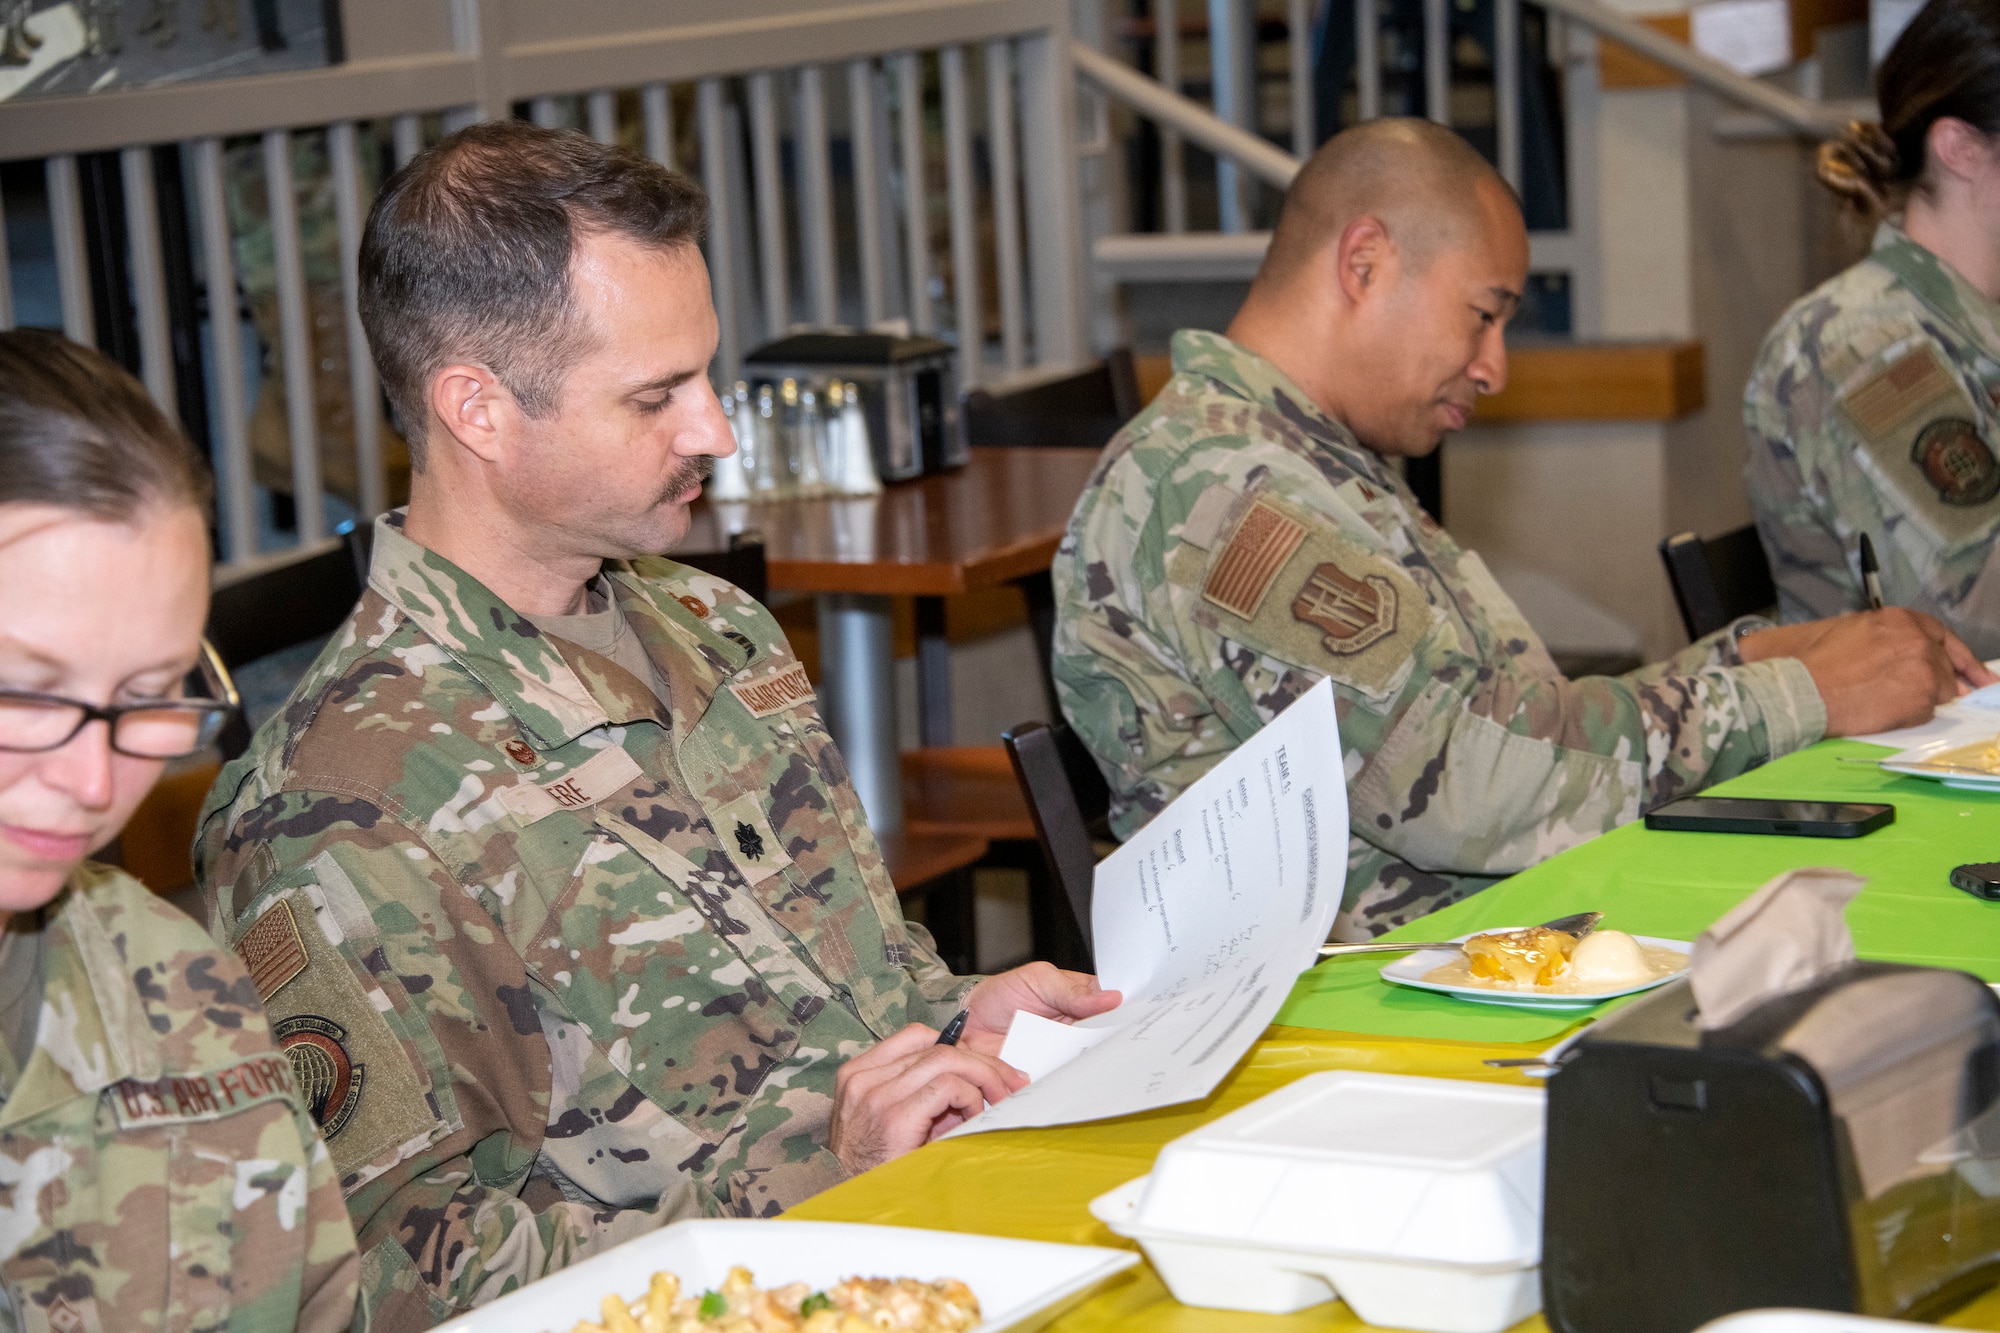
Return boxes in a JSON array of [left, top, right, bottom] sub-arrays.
[[1088, 1071, 1546, 1333]]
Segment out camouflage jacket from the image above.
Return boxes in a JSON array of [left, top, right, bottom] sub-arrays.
[[1053, 330, 1826, 939], [0, 863, 359, 1333], [194, 513, 975, 1331], [1746, 224, 2000, 658]]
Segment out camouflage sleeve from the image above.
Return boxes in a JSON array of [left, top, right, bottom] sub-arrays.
[[1062, 474, 1826, 876], [1745, 385, 1862, 626], [293, 1117, 368, 1333], [197, 800, 681, 1328]]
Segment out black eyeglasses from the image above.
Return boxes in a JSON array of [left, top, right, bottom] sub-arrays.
[[0, 640, 242, 760]]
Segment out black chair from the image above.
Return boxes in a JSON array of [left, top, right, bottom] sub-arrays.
[[1659, 526, 1777, 641], [674, 530, 769, 602], [961, 348, 1143, 452], [1001, 719, 1111, 971], [207, 538, 367, 759]]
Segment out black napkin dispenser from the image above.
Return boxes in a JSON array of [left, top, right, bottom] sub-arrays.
[[1543, 962, 2000, 1333]]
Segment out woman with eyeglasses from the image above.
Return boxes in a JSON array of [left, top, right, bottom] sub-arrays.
[[0, 329, 359, 1331]]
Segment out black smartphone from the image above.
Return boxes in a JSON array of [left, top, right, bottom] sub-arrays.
[[1643, 796, 1894, 838], [1952, 863, 2000, 901]]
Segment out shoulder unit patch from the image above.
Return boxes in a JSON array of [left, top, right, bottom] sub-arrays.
[[275, 1014, 365, 1141], [1912, 417, 2000, 506]]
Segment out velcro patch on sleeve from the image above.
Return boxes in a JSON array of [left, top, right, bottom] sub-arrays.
[[235, 898, 308, 1002], [500, 744, 645, 825], [1840, 345, 1959, 442], [109, 1054, 297, 1130], [1202, 499, 1308, 619], [729, 661, 817, 718]]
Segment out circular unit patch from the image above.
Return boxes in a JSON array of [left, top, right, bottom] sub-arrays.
[[1911, 417, 2000, 506], [275, 1014, 365, 1140]]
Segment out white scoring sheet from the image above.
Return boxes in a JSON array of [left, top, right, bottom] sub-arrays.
[[952, 677, 1346, 1134]]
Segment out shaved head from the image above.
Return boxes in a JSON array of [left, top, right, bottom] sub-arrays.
[[1225, 117, 1529, 458], [1258, 118, 1517, 289]]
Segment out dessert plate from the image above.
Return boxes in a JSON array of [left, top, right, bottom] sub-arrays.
[[1380, 930, 1692, 1009]]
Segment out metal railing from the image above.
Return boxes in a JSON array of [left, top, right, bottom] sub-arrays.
[[0, 0, 1086, 574], [1081, 0, 1865, 343]]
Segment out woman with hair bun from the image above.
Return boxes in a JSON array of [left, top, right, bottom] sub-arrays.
[[0, 328, 359, 1330], [1746, 0, 2000, 656]]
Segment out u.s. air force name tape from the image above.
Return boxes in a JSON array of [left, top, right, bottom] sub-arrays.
[[110, 1055, 298, 1130]]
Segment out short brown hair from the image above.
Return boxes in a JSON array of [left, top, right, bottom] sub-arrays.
[[0, 327, 213, 520], [359, 119, 709, 469], [1818, 0, 2000, 217]]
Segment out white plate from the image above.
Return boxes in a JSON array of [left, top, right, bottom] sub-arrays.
[[435, 1219, 1139, 1333], [1695, 1311, 1927, 1331], [1881, 729, 2000, 791], [1379, 929, 1692, 1009]]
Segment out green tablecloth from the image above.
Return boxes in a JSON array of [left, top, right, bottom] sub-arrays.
[[1275, 738, 2000, 1042]]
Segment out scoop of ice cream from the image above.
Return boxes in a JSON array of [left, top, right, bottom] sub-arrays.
[[1568, 929, 1654, 986]]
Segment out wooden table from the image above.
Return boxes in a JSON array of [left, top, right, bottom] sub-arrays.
[[687, 447, 1101, 833]]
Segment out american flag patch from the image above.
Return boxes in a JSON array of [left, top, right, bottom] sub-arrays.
[[1202, 500, 1308, 619], [236, 899, 307, 1002]]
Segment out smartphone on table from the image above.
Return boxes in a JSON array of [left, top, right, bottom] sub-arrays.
[[1643, 797, 1894, 838], [1951, 863, 2000, 901]]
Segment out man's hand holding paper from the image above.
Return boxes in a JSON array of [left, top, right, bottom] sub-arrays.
[[953, 677, 1348, 1134]]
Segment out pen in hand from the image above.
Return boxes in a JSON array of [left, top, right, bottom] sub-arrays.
[[935, 1008, 969, 1046], [1858, 532, 1885, 611]]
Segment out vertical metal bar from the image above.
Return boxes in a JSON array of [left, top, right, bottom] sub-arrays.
[[393, 113, 423, 167], [0, 179, 14, 330], [1288, 0, 1315, 154], [120, 146, 177, 418], [642, 82, 675, 167], [747, 72, 790, 339], [1208, 0, 1251, 231], [915, 595, 953, 746], [328, 120, 385, 521], [1563, 27, 1603, 338], [897, 51, 934, 335], [263, 128, 324, 543], [46, 156, 93, 347], [816, 593, 903, 833], [941, 46, 981, 385], [698, 78, 742, 381], [1158, 0, 1187, 232], [1017, 30, 1086, 367], [1424, 0, 1450, 124], [985, 39, 1026, 378], [797, 65, 838, 327], [587, 90, 617, 144], [193, 138, 255, 563], [1357, 0, 1381, 121], [1495, 0, 1522, 188], [848, 59, 888, 327], [530, 96, 562, 130]]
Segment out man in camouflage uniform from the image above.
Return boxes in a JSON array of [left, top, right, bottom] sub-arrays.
[[1747, 222, 2000, 660], [1054, 119, 1984, 940], [1, 862, 360, 1333], [194, 121, 1112, 1329]]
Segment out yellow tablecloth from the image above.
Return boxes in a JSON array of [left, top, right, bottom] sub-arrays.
[[789, 735, 2000, 1329], [789, 1021, 2000, 1330]]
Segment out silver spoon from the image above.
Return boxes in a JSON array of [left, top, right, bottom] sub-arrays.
[[1316, 910, 1604, 959]]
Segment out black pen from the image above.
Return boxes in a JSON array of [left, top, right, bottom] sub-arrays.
[[1859, 533, 1886, 611], [935, 1008, 969, 1046]]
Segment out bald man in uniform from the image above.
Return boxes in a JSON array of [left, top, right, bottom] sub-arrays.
[[1052, 118, 1987, 939]]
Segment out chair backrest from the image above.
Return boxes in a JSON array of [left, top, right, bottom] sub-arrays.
[[206, 538, 367, 759], [675, 530, 769, 603], [964, 348, 1142, 450], [1659, 526, 1778, 641], [1001, 719, 1111, 961]]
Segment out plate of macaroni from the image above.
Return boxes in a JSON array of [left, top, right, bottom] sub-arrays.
[[432, 1220, 1139, 1333]]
